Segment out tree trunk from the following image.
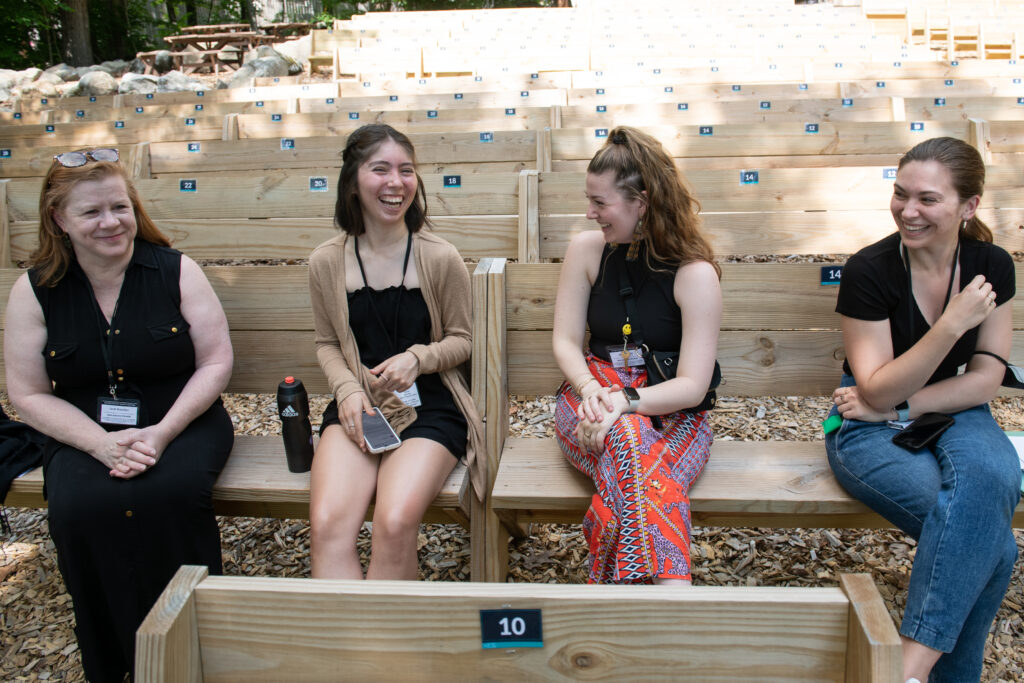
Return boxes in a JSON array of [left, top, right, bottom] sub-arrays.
[[61, 0, 94, 66], [184, 0, 198, 26], [165, 0, 177, 24], [106, 0, 131, 59]]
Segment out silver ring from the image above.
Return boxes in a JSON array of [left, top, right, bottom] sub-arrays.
[[347, 422, 355, 429]]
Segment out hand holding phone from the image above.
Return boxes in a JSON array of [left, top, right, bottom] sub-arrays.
[[892, 412, 955, 451], [362, 407, 402, 454]]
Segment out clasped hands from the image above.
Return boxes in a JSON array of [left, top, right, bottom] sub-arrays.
[[337, 351, 420, 452], [575, 381, 627, 453], [93, 424, 172, 479]]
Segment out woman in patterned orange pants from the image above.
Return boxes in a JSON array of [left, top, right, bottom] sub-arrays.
[[552, 127, 721, 585]]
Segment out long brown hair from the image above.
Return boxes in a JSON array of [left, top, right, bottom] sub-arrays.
[[32, 156, 170, 287], [334, 124, 430, 236], [587, 126, 720, 278], [898, 137, 992, 242]]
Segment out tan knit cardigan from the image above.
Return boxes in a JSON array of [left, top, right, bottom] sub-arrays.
[[307, 230, 486, 501]]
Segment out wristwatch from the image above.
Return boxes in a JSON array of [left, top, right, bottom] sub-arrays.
[[622, 387, 641, 413], [895, 400, 910, 422]]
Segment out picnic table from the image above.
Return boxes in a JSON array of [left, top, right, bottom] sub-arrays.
[[148, 31, 276, 74]]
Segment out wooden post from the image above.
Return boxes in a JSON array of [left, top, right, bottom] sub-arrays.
[[0, 180, 11, 268], [889, 96, 906, 122], [222, 113, 239, 141], [135, 565, 208, 683], [968, 117, 992, 164], [536, 128, 552, 173], [518, 170, 540, 263], [127, 142, 152, 180], [839, 573, 902, 683]]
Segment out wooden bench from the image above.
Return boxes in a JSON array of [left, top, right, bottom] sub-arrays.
[[474, 164, 1024, 581], [2, 262, 492, 578], [136, 565, 900, 681]]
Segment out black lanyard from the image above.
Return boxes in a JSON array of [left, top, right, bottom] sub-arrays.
[[83, 277, 122, 399], [353, 230, 412, 356], [902, 240, 959, 342]]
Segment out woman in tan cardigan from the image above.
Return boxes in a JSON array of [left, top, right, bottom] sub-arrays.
[[308, 125, 484, 579]]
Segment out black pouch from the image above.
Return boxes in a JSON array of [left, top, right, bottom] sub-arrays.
[[974, 350, 1024, 390], [643, 349, 721, 412]]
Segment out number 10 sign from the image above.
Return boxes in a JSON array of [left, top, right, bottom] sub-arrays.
[[480, 609, 542, 649]]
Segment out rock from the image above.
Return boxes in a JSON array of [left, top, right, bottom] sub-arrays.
[[27, 80, 59, 98], [228, 48, 291, 88], [0, 88, 10, 103], [98, 59, 131, 77], [118, 72, 159, 95], [154, 50, 174, 75], [44, 63, 79, 82], [69, 70, 118, 97], [0, 70, 19, 92], [36, 71, 64, 87], [128, 58, 146, 74], [156, 70, 203, 93], [15, 68, 42, 89]]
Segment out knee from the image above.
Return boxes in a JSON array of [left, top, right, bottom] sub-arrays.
[[372, 505, 422, 547], [953, 451, 1021, 508], [309, 499, 358, 545]]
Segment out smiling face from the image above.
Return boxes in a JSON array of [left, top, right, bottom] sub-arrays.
[[52, 174, 137, 265], [891, 159, 978, 250], [355, 139, 418, 232], [585, 170, 646, 244]]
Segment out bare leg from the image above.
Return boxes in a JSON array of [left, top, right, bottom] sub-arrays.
[[902, 637, 941, 682], [654, 578, 692, 586], [309, 425, 380, 579], [366, 438, 458, 580]]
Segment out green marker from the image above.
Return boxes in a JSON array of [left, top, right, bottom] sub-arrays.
[[822, 414, 843, 435]]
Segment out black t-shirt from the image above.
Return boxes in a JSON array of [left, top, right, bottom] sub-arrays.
[[836, 233, 1015, 384], [587, 243, 681, 359]]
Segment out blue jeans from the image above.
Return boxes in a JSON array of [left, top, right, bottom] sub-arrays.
[[825, 376, 1020, 683]]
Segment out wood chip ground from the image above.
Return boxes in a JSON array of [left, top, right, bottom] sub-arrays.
[[3, 388, 1023, 681]]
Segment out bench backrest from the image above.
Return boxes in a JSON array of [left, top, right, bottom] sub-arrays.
[[1, 171, 523, 263], [136, 565, 899, 682]]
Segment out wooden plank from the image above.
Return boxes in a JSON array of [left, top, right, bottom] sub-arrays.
[[135, 565, 207, 683], [551, 122, 972, 162], [538, 167, 1024, 215], [0, 117, 224, 148], [504, 328, 1024, 398], [186, 575, 853, 681], [560, 98, 898, 129], [7, 435, 468, 519], [492, 437, 1024, 529], [839, 574, 903, 683], [904, 97, 1024, 122], [539, 208, 1024, 259], [149, 130, 539, 174]]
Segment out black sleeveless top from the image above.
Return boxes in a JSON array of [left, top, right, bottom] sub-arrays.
[[30, 240, 196, 429], [587, 243, 682, 360]]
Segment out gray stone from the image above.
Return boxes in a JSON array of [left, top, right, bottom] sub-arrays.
[[154, 50, 174, 74], [228, 50, 290, 88], [156, 70, 203, 93], [0, 70, 19, 92], [26, 80, 59, 97], [0, 88, 10, 102], [36, 71, 64, 86], [118, 72, 159, 95], [15, 68, 42, 89], [98, 60, 131, 77], [128, 58, 147, 74], [70, 70, 118, 97], [44, 63, 79, 82]]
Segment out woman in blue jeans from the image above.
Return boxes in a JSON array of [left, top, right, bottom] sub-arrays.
[[826, 137, 1020, 683]]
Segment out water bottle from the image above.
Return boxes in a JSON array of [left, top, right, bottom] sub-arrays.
[[277, 376, 314, 473]]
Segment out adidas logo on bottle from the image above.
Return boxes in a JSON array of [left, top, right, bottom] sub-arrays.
[[281, 405, 299, 417]]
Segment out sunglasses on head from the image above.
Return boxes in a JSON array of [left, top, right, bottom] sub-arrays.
[[53, 148, 120, 168]]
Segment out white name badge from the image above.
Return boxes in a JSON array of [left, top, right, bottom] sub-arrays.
[[394, 382, 422, 407], [97, 397, 141, 426], [608, 344, 645, 368]]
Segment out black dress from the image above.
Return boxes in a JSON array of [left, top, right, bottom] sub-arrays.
[[30, 240, 233, 683], [320, 234, 466, 458]]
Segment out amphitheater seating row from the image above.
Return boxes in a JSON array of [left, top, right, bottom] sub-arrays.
[[134, 565, 900, 681]]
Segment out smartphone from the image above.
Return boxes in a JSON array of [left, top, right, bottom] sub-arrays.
[[362, 407, 402, 454], [892, 412, 954, 451]]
